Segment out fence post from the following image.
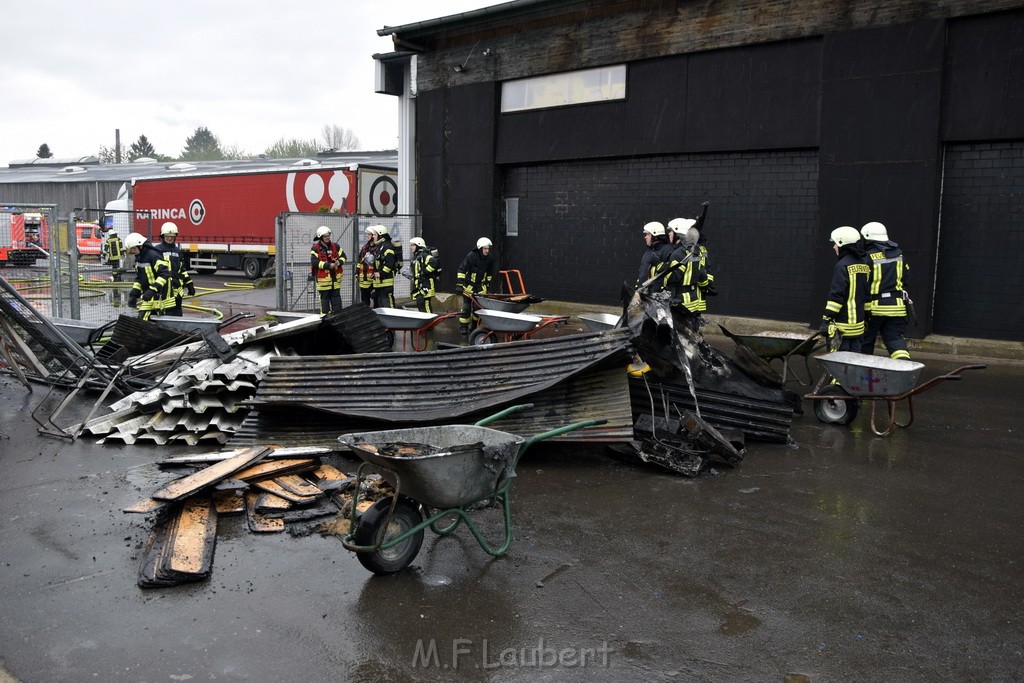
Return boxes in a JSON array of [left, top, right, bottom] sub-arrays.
[[67, 212, 81, 320]]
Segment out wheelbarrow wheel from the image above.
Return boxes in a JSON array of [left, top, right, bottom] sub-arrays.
[[814, 384, 860, 425], [352, 496, 424, 574], [468, 328, 492, 346]]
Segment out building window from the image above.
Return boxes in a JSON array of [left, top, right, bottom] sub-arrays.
[[500, 65, 626, 113], [505, 197, 519, 236]]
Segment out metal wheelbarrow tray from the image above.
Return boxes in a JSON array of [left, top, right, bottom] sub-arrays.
[[805, 351, 985, 436], [371, 307, 456, 351], [340, 424, 526, 509], [474, 309, 544, 333], [372, 307, 440, 331], [718, 324, 823, 385], [579, 312, 623, 332], [475, 295, 532, 314], [338, 404, 605, 574]]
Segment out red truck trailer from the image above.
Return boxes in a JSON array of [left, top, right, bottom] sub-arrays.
[[126, 163, 397, 279]]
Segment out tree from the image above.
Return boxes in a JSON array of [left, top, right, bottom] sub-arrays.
[[180, 126, 225, 161], [97, 145, 118, 163], [263, 137, 320, 159], [220, 143, 249, 160], [36, 143, 53, 158], [320, 124, 360, 151], [127, 135, 157, 161]]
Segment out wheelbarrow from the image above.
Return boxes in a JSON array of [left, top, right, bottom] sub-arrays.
[[468, 309, 569, 345], [719, 324, 823, 385], [338, 404, 607, 574], [579, 312, 623, 332], [804, 351, 986, 436], [474, 293, 545, 314], [372, 307, 458, 351]]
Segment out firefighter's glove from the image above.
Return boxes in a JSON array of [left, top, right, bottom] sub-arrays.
[[704, 284, 719, 297], [186, 282, 196, 297], [142, 288, 158, 302], [127, 290, 140, 309], [819, 316, 836, 337]]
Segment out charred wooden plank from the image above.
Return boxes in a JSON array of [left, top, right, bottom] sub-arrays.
[[244, 491, 284, 533], [165, 497, 217, 577], [150, 447, 270, 502], [252, 479, 320, 505], [234, 458, 319, 482]]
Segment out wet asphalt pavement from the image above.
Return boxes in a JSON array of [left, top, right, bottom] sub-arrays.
[[1, 314, 1023, 681]]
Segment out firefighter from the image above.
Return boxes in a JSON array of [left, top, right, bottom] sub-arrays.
[[310, 225, 347, 315], [663, 220, 709, 329], [819, 225, 870, 352], [860, 221, 911, 359], [636, 221, 673, 288], [670, 202, 716, 305], [408, 237, 441, 313], [154, 222, 195, 317], [355, 226, 378, 307], [456, 237, 498, 335], [370, 225, 398, 309], [124, 232, 171, 321], [100, 227, 124, 281]]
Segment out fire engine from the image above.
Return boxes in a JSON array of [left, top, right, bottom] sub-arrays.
[[106, 163, 398, 279], [0, 211, 49, 266]]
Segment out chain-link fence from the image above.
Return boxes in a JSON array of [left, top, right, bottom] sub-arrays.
[[0, 202, 155, 325], [275, 213, 421, 312]]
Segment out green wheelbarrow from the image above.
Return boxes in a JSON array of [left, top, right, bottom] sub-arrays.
[[338, 404, 606, 574]]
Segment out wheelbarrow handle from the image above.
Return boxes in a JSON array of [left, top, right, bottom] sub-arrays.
[[522, 418, 608, 450], [474, 403, 535, 427]]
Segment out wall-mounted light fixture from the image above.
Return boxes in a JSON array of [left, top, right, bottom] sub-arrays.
[[452, 41, 479, 73]]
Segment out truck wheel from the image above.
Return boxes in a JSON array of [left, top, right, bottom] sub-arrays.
[[352, 497, 424, 575], [242, 257, 263, 280]]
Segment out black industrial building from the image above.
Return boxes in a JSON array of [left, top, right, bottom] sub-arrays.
[[375, 0, 1024, 341]]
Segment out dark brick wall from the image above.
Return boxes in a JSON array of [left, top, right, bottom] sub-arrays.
[[500, 150, 819, 321], [816, 20, 945, 336], [934, 142, 1024, 341]]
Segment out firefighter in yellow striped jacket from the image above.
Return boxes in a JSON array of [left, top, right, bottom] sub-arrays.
[[859, 221, 911, 359], [370, 225, 398, 309], [310, 225, 347, 314], [819, 226, 870, 352], [663, 220, 709, 328], [124, 232, 171, 321]]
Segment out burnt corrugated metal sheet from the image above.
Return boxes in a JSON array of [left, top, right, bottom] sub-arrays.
[[322, 304, 391, 353], [231, 365, 634, 447], [250, 328, 631, 422], [629, 377, 794, 443], [101, 314, 201, 358]]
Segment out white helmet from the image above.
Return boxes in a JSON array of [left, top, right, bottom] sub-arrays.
[[409, 237, 426, 249], [368, 225, 388, 237], [642, 221, 666, 237], [830, 226, 862, 248], [316, 225, 332, 238], [160, 221, 178, 237], [124, 232, 146, 250], [861, 221, 889, 241], [667, 217, 696, 234], [477, 237, 492, 249]]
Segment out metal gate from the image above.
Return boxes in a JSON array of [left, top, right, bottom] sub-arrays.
[[275, 213, 421, 312]]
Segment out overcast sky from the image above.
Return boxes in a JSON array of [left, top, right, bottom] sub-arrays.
[[0, 0, 496, 166]]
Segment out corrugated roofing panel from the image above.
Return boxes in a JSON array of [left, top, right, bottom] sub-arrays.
[[250, 328, 631, 422]]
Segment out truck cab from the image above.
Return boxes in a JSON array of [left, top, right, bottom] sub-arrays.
[[77, 223, 104, 257]]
